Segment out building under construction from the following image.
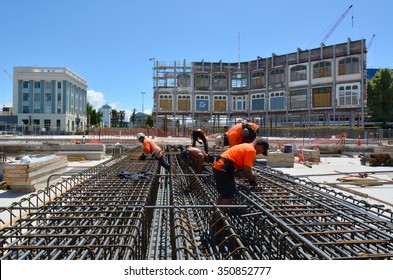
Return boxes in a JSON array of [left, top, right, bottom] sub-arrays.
[[152, 38, 368, 136]]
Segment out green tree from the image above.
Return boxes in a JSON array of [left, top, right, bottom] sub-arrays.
[[87, 103, 102, 127], [130, 109, 136, 127], [145, 115, 154, 128], [368, 68, 393, 127]]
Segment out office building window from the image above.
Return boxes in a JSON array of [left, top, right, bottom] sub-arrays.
[[251, 93, 265, 111], [289, 89, 307, 109], [269, 69, 285, 84], [213, 95, 227, 112], [231, 73, 247, 89], [232, 96, 246, 111], [338, 57, 360, 75], [34, 81, 41, 88], [196, 95, 209, 111], [290, 65, 307, 82], [23, 81, 29, 88], [251, 71, 265, 89], [269, 91, 285, 110], [313, 61, 331, 78], [336, 83, 360, 106], [213, 74, 227, 90], [312, 86, 332, 107]]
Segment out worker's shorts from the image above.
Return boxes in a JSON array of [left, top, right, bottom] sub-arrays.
[[213, 168, 236, 199]]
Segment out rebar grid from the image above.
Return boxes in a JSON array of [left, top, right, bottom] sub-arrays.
[[0, 146, 392, 260]]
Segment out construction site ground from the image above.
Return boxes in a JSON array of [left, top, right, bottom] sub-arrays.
[[1, 135, 393, 223]]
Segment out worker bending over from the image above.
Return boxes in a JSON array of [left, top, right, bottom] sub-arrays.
[[136, 132, 170, 172], [180, 146, 215, 174], [191, 128, 208, 152], [215, 120, 259, 148], [213, 138, 269, 212]]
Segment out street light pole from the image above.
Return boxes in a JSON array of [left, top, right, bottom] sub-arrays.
[[141, 91, 146, 127]]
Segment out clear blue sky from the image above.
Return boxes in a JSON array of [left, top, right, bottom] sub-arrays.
[[1, 0, 392, 119]]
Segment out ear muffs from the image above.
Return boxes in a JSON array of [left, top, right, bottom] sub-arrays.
[[241, 127, 250, 137]]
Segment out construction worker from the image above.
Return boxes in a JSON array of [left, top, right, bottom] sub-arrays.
[[180, 146, 215, 174], [136, 132, 170, 172], [215, 120, 259, 148], [191, 128, 208, 152], [213, 138, 269, 212]]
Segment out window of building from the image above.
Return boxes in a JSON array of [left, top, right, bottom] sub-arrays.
[[177, 74, 191, 87], [34, 81, 41, 89], [23, 81, 29, 88], [23, 106, 29, 113], [251, 71, 265, 89], [177, 94, 191, 111], [213, 95, 227, 111], [290, 65, 307, 82], [57, 92, 62, 114], [289, 89, 307, 109], [338, 57, 360, 75], [312, 86, 332, 107], [159, 94, 173, 111], [231, 72, 247, 89], [232, 96, 246, 111], [196, 95, 209, 111], [45, 93, 52, 114], [57, 81, 62, 89], [336, 83, 360, 106], [269, 69, 285, 84], [45, 81, 52, 89], [34, 92, 41, 113], [269, 91, 285, 110], [213, 74, 227, 90], [313, 61, 331, 78], [251, 93, 265, 111], [194, 73, 209, 89], [23, 93, 29, 102]]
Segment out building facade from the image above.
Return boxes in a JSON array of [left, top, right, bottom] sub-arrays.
[[13, 67, 88, 134], [99, 104, 112, 127], [153, 38, 368, 133]]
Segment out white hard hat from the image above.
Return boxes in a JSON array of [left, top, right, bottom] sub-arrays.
[[215, 135, 224, 147], [136, 132, 145, 140]]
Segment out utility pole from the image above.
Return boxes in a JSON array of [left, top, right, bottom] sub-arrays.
[[141, 92, 146, 127]]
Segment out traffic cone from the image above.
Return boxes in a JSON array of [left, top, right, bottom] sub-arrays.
[[298, 146, 304, 162], [357, 135, 361, 146]]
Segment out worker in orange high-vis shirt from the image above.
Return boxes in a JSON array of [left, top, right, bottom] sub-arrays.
[[213, 138, 269, 212], [215, 120, 259, 148], [136, 132, 170, 172]]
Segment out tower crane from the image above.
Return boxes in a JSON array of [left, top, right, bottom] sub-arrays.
[[3, 69, 12, 81], [367, 34, 375, 50], [321, 4, 353, 46]]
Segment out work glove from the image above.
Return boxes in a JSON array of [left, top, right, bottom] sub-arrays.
[[138, 153, 147, 160], [249, 178, 258, 187]]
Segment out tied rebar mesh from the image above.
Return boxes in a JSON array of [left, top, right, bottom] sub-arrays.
[[0, 146, 393, 260]]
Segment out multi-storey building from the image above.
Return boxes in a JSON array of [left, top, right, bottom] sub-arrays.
[[153, 38, 368, 133], [99, 104, 112, 127], [13, 67, 87, 134]]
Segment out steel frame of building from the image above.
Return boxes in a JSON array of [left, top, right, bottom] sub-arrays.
[[152, 39, 368, 135]]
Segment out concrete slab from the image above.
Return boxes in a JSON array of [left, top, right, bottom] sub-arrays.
[[275, 155, 393, 209]]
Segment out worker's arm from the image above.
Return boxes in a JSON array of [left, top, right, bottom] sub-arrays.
[[195, 153, 204, 174], [243, 165, 257, 186]]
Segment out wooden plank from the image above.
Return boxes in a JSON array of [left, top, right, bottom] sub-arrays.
[[4, 161, 68, 183]]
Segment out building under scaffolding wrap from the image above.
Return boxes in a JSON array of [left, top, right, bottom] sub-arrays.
[[152, 38, 368, 136]]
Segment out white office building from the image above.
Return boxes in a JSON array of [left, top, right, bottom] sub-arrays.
[[13, 67, 88, 134]]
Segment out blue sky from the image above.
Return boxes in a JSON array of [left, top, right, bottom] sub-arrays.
[[0, 0, 392, 119]]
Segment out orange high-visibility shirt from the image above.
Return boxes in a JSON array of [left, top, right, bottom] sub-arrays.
[[142, 138, 162, 155], [225, 122, 259, 147], [213, 143, 256, 171]]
